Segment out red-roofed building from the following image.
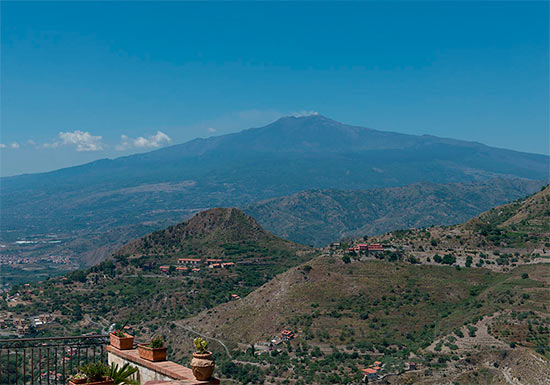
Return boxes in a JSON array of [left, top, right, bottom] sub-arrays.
[[209, 263, 221, 268], [368, 244, 384, 251], [176, 266, 188, 271], [361, 368, 379, 381], [206, 259, 222, 263], [222, 262, 235, 267], [362, 368, 377, 374], [358, 244, 368, 251], [159, 266, 170, 271], [178, 258, 201, 265], [191, 268, 201, 272], [281, 330, 295, 341]]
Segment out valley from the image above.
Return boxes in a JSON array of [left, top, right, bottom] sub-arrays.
[[1, 187, 549, 384]]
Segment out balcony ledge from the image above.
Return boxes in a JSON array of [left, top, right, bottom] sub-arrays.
[[107, 345, 219, 385]]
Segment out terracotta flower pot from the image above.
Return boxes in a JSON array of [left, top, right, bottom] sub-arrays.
[[137, 344, 167, 362], [191, 351, 216, 381], [70, 377, 114, 385], [110, 332, 134, 350]]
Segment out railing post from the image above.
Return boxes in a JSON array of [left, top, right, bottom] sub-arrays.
[[23, 348, 26, 385], [31, 348, 34, 385], [7, 347, 10, 385], [39, 347, 42, 385]]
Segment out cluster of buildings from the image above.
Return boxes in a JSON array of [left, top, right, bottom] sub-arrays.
[[361, 361, 383, 382], [0, 254, 71, 266], [0, 314, 51, 335], [347, 243, 387, 253], [178, 258, 235, 268], [30, 313, 52, 327], [361, 361, 417, 383], [159, 265, 202, 273], [158, 258, 236, 274]]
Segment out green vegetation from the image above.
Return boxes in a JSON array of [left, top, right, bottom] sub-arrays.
[[78, 362, 109, 382], [107, 363, 139, 385], [8, 208, 317, 336], [244, 179, 544, 246], [149, 335, 164, 348], [193, 337, 209, 354]]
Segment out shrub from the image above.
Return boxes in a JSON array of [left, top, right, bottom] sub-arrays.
[[194, 337, 208, 353], [149, 335, 164, 348]]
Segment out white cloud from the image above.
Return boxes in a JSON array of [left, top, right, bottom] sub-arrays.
[[207, 127, 217, 133], [0, 142, 20, 149], [59, 130, 103, 151], [43, 130, 104, 151], [116, 131, 171, 151]]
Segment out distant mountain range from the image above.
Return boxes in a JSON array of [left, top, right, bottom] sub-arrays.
[[244, 178, 546, 246], [1, 115, 547, 264]]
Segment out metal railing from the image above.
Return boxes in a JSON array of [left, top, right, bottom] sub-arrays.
[[0, 335, 109, 385]]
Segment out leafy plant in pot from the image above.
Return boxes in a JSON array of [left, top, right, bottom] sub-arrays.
[[71, 362, 113, 385], [137, 335, 167, 362], [190, 337, 215, 381], [68, 372, 87, 384], [70, 362, 138, 385]]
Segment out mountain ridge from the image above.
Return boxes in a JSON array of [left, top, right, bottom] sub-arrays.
[[1, 115, 547, 268], [244, 178, 545, 246]]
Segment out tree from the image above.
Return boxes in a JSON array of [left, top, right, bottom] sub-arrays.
[[442, 254, 456, 265]]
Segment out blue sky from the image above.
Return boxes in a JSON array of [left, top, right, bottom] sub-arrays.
[[1, 1, 548, 176]]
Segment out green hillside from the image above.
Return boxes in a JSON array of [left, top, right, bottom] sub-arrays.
[[177, 256, 549, 384], [244, 178, 545, 246], [3, 208, 316, 335]]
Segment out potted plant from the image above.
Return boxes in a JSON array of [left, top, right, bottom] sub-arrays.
[[110, 329, 134, 350], [68, 372, 87, 384], [71, 363, 113, 385], [190, 337, 216, 381], [137, 335, 167, 362]]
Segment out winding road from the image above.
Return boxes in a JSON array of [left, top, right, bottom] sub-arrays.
[[174, 321, 232, 359]]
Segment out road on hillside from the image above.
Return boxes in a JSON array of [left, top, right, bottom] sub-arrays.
[[174, 321, 232, 359]]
